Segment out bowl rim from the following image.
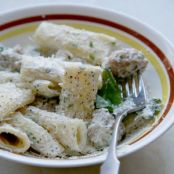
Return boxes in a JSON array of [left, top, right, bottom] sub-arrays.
[[0, 4, 174, 167]]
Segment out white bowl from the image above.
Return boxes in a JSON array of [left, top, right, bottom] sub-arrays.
[[0, 4, 174, 167]]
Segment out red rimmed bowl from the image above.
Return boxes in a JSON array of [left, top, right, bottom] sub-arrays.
[[0, 5, 174, 167]]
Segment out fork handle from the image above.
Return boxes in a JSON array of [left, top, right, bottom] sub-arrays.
[[100, 110, 128, 174], [100, 158, 120, 174], [109, 110, 128, 157]]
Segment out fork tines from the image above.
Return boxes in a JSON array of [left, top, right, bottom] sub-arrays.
[[118, 72, 141, 98]]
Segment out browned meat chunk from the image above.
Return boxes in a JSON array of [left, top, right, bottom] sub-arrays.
[[109, 48, 148, 78]]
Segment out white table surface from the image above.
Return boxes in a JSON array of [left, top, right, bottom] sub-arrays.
[[0, 0, 174, 174]]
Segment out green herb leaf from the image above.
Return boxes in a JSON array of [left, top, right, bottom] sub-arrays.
[[95, 95, 113, 112], [89, 41, 94, 48], [67, 55, 72, 60], [0, 47, 4, 52], [96, 68, 122, 112], [138, 98, 162, 119], [111, 41, 116, 46], [89, 54, 95, 61], [99, 68, 122, 105], [150, 99, 162, 115]]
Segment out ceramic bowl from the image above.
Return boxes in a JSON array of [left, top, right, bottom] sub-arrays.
[[0, 4, 174, 167]]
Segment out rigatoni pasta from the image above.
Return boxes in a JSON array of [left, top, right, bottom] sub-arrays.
[[58, 62, 102, 120], [8, 112, 64, 157], [0, 47, 23, 72], [20, 55, 64, 83], [0, 83, 35, 120], [25, 106, 87, 152], [0, 71, 21, 84], [32, 80, 60, 98], [0, 123, 30, 153], [34, 22, 117, 65]]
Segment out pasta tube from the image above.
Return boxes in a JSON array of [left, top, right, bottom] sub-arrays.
[[8, 113, 64, 157], [0, 123, 30, 153], [0, 47, 23, 72], [0, 71, 21, 84], [0, 83, 35, 120], [32, 80, 60, 98], [34, 22, 117, 65], [58, 62, 102, 120], [20, 55, 64, 83], [25, 106, 87, 152]]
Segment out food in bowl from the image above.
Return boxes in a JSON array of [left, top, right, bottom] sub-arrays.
[[0, 22, 162, 159]]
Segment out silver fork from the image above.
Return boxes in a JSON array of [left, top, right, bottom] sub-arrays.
[[100, 73, 147, 174]]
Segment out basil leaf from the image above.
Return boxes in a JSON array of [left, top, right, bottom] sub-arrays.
[[98, 68, 122, 105], [95, 95, 113, 112], [96, 68, 123, 112]]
